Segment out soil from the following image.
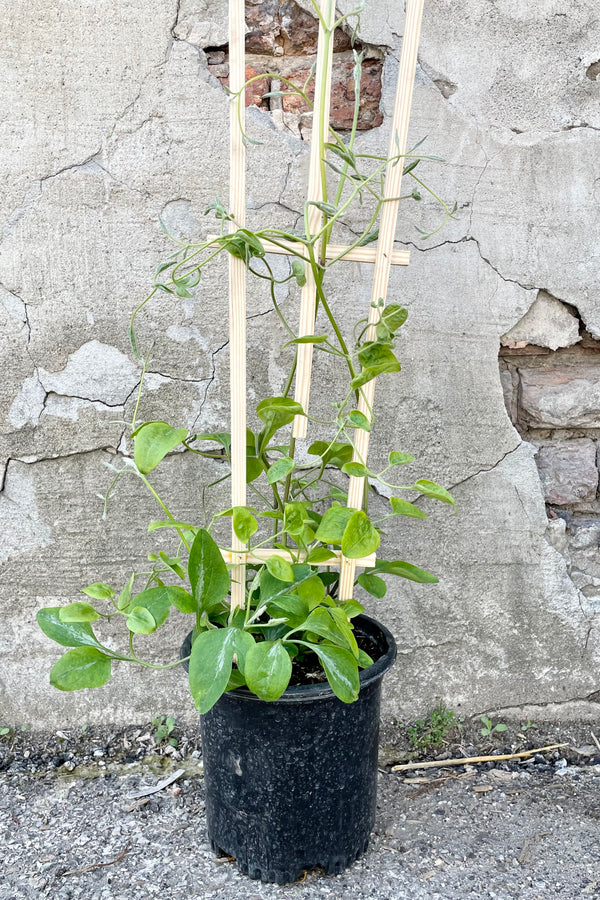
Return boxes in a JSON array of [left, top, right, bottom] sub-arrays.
[[287, 631, 379, 686]]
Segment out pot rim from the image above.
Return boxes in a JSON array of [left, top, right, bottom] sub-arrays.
[[181, 613, 397, 704]]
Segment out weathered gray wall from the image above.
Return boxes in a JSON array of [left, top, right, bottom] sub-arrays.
[[1, 0, 600, 726]]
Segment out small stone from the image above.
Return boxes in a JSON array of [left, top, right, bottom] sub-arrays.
[[206, 50, 225, 65], [546, 517, 569, 555], [501, 291, 580, 351], [535, 440, 598, 505], [568, 523, 600, 550], [520, 367, 600, 428]]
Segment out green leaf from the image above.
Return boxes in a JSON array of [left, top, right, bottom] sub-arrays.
[[389, 451, 415, 466], [265, 556, 295, 583], [259, 564, 313, 604], [339, 599, 365, 618], [282, 334, 329, 348], [351, 343, 400, 389], [380, 303, 408, 333], [257, 397, 304, 446], [307, 441, 353, 468], [231, 629, 255, 676], [304, 643, 359, 703], [347, 411, 371, 431], [341, 462, 368, 478], [323, 142, 356, 167], [413, 479, 456, 506], [306, 547, 336, 563], [341, 510, 380, 559], [283, 501, 306, 537], [126, 586, 173, 628], [245, 640, 292, 701], [147, 520, 198, 534], [133, 422, 188, 474], [291, 259, 307, 287], [50, 647, 112, 691], [233, 507, 258, 543], [310, 200, 338, 217], [81, 583, 114, 601], [158, 551, 185, 580], [357, 649, 374, 668], [266, 593, 310, 625], [117, 574, 135, 610], [126, 607, 157, 634], [37, 608, 104, 650], [299, 608, 354, 653], [189, 627, 237, 714], [195, 432, 231, 452], [167, 586, 197, 614], [390, 498, 428, 519], [357, 573, 387, 598], [188, 529, 230, 612], [267, 457, 295, 485], [295, 575, 325, 608], [367, 560, 438, 583], [357, 228, 379, 247], [314, 505, 354, 545], [59, 603, 99, 623]]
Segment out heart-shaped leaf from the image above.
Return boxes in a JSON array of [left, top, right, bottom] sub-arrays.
[[133, 421, 188, 474], [265, 556, 294, 583], [315, 505, 354, 545], [245, 640, 292, 701], [341, 510, 380, 558], [50, 647, 112, 691]]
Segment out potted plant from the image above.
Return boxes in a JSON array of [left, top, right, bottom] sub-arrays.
[[36, 3, 455, 885]]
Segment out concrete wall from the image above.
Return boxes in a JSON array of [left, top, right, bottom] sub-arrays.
[[1, 0, 600, 726]]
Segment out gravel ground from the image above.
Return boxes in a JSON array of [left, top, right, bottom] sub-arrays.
[[1, 724, 600, 900]]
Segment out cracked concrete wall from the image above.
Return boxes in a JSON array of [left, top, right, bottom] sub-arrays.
[[1, 0, 600, 726]]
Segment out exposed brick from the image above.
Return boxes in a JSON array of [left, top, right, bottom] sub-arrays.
[[536, 439, 598, 505], [205, 0, 383, 132], [519, 366, 600, 428]]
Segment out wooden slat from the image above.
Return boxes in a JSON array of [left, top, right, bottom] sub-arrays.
[[292, 0, 336, 439], [228, 0, 247, 609], [339, 0, 425, 601], [262, 239, 410, 266], [208, 235, 410, 266], [220, 548, 377, 568]]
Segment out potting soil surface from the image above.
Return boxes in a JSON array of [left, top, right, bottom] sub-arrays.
[[1, 723, 599, 900]]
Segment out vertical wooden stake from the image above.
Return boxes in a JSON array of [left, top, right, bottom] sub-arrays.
[[292, 0, 336, 439], [339, 0, 425, 600], [229, 0, 247, 609]]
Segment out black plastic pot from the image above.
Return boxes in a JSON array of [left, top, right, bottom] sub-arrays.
[[181, 614, 396, 884]]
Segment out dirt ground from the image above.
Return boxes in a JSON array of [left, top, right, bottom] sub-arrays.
[[1, 719, 599, 900]]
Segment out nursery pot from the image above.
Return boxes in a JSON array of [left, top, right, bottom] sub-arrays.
[[181, 614, 396, 884]]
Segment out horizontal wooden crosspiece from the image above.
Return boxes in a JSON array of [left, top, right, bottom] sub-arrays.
[[220, 548, 377, 569], [208, 235, 411, 267]]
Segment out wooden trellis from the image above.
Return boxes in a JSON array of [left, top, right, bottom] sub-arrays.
[[225, 0, 424, 607]]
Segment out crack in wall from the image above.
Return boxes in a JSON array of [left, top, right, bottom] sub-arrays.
[[445, 443, 523, 495]]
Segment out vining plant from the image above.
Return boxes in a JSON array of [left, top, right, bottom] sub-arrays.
[[37, 10, 456, 712]]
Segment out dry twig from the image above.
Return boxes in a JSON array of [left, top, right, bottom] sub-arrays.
[[391, 743, 569, 772], [60, 843, 131, 877]]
